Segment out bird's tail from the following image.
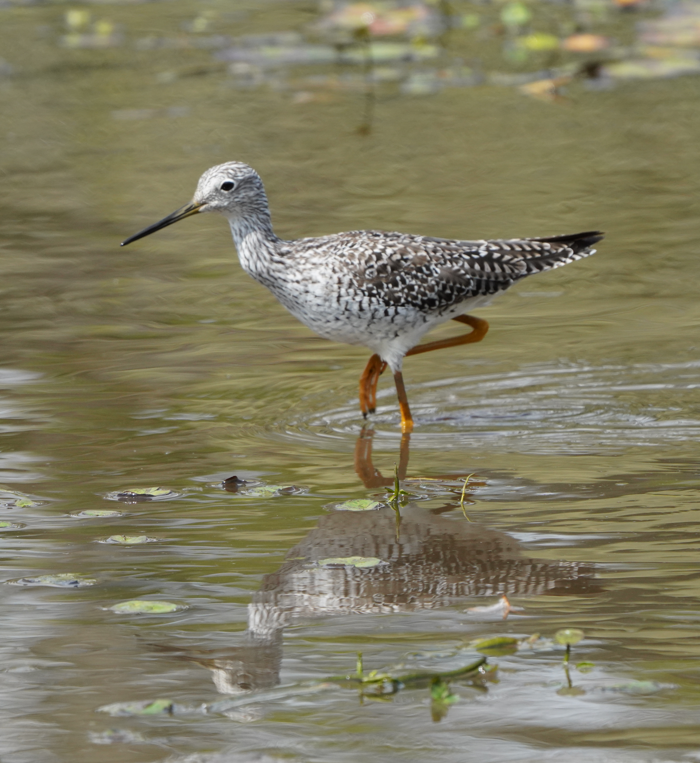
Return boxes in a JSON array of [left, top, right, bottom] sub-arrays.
[[531, 230, 604, 251], [519, 230, 603, 274]]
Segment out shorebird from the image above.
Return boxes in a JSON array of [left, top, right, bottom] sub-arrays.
[[122, 161, 602, 433]]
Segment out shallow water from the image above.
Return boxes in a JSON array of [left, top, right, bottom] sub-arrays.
[[2, 1, 700, 761]]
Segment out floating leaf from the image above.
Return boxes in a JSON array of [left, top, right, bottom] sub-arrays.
[[100, 535, 153, 545], [72, 509, 122, 518], [97, 698, 174, 717], [500, 2, 532, 29], [520, 32, 559, 52], [12, 498, 36, 508], [65, 9, 90, 31], [330, 499, 382, 512], [108, 600, 184, 614], [0, 491, 38, 509], [8, 573, 97, 588], [318, 556, 383, 569], [0, 521, 22, 529], [576, 662, 595, 672], [239, 484, 301, 497], [473, 636, 519, 656]]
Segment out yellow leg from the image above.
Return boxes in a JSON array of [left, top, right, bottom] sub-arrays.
[[358, 315, 489, 430], [393, 370, 413, 434], [406, 314, 489, 357], [359, 353, 387, 417]]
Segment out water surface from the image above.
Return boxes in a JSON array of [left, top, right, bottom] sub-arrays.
[[2, 2, 700, 761]]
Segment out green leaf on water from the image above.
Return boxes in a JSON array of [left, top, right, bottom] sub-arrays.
[[13, 498, 36, 508], [554, 628, 584, 646], [240, 485, 301, 497], [72, 509, 122, 518], [318, 556, 383, 569], [8, 573, 97, 588], [331, 499, 382, 512], [576, 662, 595, 673], [473, 636, 519, 656], [0, 521, 22, 529], [108, 600, 183, 614], [65, 9, 90, 31], [0, 492, 38, 509], [101, 535, 153, 545], [500, 1, 532, 29], [97, 698, 174, 717], [519, 32, 559, 51]]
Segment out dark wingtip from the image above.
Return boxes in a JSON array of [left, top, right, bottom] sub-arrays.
[[534, 230, 604, 251]]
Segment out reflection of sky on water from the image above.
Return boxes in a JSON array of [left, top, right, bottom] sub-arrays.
[[0, 368, 45, 482]]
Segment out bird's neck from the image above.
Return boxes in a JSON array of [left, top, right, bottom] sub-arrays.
[[227, 209, 281, 278]]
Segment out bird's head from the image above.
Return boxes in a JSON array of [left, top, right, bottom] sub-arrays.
[[121, 161, 267, 247]]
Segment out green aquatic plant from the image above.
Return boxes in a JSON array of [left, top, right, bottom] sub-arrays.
[[385, 464, 410, 507], [430, 677, 459, 722], [108, 600, 184, 614], [459, 473, 475, 519], [327, 653, 487, 696], [555, 628, 585, 694], [555, 628, 584, 665]]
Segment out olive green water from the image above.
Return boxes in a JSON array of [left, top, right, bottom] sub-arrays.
[[2, 2, 700, 761]]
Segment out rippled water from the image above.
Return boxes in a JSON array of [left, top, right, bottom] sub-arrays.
[[2, 1, 700, 761]]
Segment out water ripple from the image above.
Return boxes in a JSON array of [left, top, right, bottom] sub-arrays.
[[268, 361, 700, 454]]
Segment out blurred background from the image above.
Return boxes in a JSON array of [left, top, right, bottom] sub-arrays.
[[2, 1, 700, 761]]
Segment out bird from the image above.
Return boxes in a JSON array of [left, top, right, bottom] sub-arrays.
[[121, 161, 602, 434]]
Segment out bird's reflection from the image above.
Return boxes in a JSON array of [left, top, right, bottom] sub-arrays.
[[161, 428, 599, 695]]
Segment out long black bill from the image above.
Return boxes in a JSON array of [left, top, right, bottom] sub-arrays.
[[121, 201, 204, 246]]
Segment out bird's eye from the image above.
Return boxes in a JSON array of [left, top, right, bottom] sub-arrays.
[[220, 181, 236, 192]]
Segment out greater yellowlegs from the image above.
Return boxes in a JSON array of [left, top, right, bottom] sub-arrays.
[[122, 162, 602, 433]]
